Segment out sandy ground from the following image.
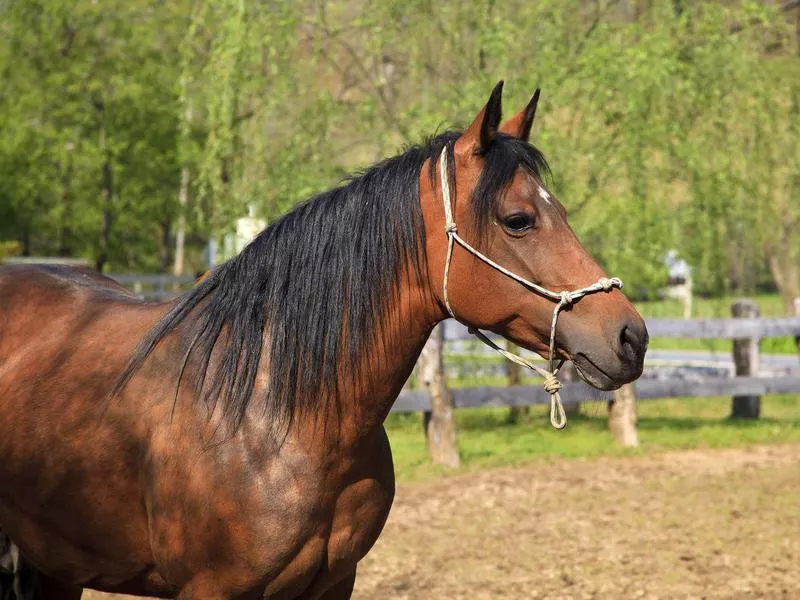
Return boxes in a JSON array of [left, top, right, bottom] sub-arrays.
[[86, 444, 800, 599]]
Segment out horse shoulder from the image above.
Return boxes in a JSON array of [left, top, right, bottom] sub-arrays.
[[304, 426, 395, 597], [144, 420, 395, 598]]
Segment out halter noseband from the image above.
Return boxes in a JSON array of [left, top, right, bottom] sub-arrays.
[[438, 146, 623, 429]]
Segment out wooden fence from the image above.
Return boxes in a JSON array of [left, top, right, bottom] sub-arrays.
[[395, 310, 800, 413], [395, 373, 800, 412]]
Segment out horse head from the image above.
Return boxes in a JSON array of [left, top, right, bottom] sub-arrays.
[[421, 82, 648, 391]]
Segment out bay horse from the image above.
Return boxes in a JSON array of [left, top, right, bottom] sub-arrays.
[[0, 82, 647, 599]]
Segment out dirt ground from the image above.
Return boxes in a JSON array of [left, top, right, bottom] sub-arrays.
[[86, 444, 799, 599]]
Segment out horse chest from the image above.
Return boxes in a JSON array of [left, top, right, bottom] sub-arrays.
[[255, 456, 395, 599]]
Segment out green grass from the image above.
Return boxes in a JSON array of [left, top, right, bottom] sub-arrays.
[[635, 293, 798, 355], [385, 394, 800, 481]]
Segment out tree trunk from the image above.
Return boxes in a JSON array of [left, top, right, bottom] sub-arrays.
[[766, 230, 800, 316], [730, 298, 760, 419], [160, 217, 172, 271], [793, 297, 800, 356], [95, 147, 113, 273], [173, 164, 190, 277], [608, 383, 638, 447], [420, 325, 460, 469], [95, 98, 113, 273], [20, 225, 30, 257], [58, 153, 73, 257], [174, 96, 193, 278]]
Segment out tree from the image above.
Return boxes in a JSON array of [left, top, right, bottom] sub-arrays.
[[1, 0, 797, 310], [0, 0, 189, 270]]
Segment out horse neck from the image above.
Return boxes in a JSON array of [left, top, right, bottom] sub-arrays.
[[328, 166, 449, 445], [325, 279, 442, 447]]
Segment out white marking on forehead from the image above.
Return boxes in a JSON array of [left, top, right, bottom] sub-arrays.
[[538, 185, 552, 204]]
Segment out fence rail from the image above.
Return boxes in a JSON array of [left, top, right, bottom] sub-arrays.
[[395, 375, 800, 412], [107, 273, 196, 301], [109, 274, 196, 286], [442, 317, 800, 342]]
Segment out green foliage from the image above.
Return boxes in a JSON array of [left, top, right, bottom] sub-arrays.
[[0, 241, 20, 260], [0, 0, 798, 297]]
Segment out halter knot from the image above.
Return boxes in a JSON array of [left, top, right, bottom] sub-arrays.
[[598, 277, 614, 291], [559, 291, 574, 306], [445, 223, 457, 233], [543, 375, 561, 395]]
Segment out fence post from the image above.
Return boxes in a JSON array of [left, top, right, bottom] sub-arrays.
[[608, 383, 638, 447], [730, 298, 760, 419], [420, 324, 460, 468], [794, 297, 800, 355]]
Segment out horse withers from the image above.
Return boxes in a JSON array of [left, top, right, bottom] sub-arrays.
[[0, 82, 647, 599]]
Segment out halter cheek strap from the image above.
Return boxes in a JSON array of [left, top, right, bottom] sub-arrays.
[[438, 146, 623, 429]]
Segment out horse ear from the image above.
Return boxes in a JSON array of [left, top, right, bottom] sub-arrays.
[[457, 80, 504, 155], [499, 88, 540, 142]]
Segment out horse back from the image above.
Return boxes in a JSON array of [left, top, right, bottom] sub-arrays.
[[0, 264, 172, 407], [0, 263, 137, 301]]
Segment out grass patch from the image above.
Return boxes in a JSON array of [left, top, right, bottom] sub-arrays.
[[385, 394, 800, 481]]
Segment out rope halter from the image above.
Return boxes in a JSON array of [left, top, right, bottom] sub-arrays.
[[437, 146, 623, 429]]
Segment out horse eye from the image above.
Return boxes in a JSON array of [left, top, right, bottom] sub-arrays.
[[502, 213, 533, 233]]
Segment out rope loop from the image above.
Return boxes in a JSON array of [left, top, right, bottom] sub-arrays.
[[598, 277, 614, 291], [550, 394, 567, 429]]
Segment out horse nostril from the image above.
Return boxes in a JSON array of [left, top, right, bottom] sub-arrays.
[[619, 324, 641, 359]]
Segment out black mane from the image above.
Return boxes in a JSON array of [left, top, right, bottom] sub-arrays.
[[115, 131, 549, 434]]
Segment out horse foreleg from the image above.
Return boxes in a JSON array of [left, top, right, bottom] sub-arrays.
[[1, 534, 80, 600], [36, 574, 82, 600], [175, 576, 255, 600]]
